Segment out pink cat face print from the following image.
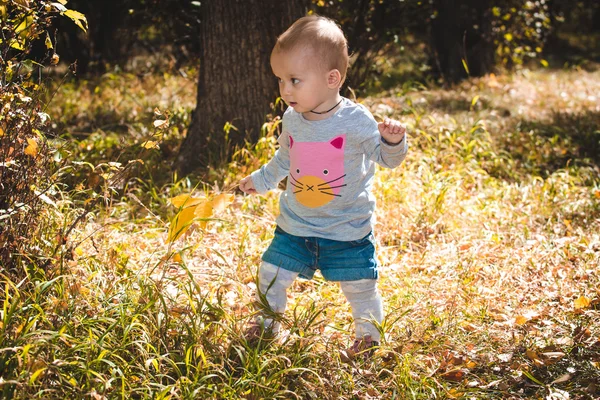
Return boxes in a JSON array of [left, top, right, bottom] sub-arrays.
[[288, 134, 347, 208]]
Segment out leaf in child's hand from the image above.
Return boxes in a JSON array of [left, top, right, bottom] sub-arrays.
[[167, 206, 197, 242], [194, 202, 213, 229], [211, 193, 234, 213], [169, 194, 205, 208]]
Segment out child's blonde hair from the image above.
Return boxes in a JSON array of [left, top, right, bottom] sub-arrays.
[[272, 15, 349, 84]]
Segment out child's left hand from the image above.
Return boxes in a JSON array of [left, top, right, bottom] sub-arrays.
[[378, 118, 406, 145]]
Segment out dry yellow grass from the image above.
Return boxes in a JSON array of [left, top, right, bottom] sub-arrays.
[[45, 67, 600, 398]]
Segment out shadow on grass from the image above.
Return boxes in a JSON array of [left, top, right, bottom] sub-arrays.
[[427, 95, 511, 115], [543, 32, 600, 71], [511, 109, 600, 175]]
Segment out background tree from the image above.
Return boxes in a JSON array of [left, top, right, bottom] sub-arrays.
[[430, 0, 494, 83], [175, 0, 308, 174], [48, 0, 202, 74]]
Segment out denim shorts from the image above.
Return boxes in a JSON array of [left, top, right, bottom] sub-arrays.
[[261, 226, 379, 281]]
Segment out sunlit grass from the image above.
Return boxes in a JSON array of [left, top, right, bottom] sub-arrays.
[[2, 67, 599, 398]]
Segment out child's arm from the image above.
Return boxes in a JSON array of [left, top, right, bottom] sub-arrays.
[[238, 130, 291, 195]]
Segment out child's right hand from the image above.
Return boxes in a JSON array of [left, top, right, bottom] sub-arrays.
[[239, 175, 257, 194]]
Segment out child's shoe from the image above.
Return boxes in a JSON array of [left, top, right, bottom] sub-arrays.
[[243, 319, 275, 343], [340, 334, 379, 362]]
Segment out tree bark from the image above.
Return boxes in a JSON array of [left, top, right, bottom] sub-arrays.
[[431, 0, 494, 83], [176, 0, 307, 175]]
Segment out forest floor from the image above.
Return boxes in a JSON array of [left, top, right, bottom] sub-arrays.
[[4, 65, 600, 399]]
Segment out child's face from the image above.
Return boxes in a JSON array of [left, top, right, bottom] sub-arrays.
[[271, 48, 337, 115]]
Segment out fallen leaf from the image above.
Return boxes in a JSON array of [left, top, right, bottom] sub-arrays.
[[515, 315, 528, 325], [551, 373, 572, 385], [526, 349, 540, 361], [440, 368, 466, 382], [574, 296, 591, 309]]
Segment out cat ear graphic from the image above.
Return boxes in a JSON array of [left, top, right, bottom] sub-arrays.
[[330, 135, 344, 149]]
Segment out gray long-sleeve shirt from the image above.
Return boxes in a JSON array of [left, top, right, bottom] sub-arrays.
[[250, 97, 408, 241]]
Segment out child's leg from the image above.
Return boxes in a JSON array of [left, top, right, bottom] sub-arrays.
[[340, 279, 384, 342], [256, 261, 299, 332]]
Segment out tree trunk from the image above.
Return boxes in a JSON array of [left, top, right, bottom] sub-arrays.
[[431, 0, 494, 83], [176, 0, 307, 175]]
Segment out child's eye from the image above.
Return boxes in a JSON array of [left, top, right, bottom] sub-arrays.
[[291, 78, 300, 85]]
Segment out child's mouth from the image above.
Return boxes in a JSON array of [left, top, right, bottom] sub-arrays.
[[289, 102, 297, 107]]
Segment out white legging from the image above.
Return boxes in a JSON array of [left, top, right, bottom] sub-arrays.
[[257, 261, 384, 341]]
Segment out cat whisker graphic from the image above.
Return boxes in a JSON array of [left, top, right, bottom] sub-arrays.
[[318, 174, 346, 187], [319, 191, 342, 197], [318, 185, 346, 197], [322, 184, 346, 190], [289, 174, 304, 190]]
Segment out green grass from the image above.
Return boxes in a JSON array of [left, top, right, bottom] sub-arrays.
[[1, 67, 599, 399]]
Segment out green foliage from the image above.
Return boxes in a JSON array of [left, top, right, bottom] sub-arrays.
[[491, 0, 551, 68], [312, 0, 433, 91]]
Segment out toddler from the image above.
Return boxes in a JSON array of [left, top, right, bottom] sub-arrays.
[[239, 15, 407, 358]]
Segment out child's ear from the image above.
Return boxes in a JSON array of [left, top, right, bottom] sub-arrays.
[[327, 69, 342, 88]]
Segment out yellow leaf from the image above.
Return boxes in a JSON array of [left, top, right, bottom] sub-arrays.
[[574, 296, 591, 309], [169, 194, 205, 208], [24, 138, 38, 156], [515, 315, 528, 325], [172, 253, 182, 263], [9, 38, 24, 51], [526, 349, 540, 361], [594, 190, 600, 199], [141, 140, 159, 149], [15, 16, 33, 35], [0, 127, 4, 137], [167, 206, 197, 242], [540, 59, 549, 68], [504, 33, 513, 42], [211, 193, 234, 214], [45, 31, 53, 49], [194, 202, 213, 229], [63, 9, 88, 32]]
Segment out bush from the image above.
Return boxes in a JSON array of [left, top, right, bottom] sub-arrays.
[[0, 1, 86, 275]]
